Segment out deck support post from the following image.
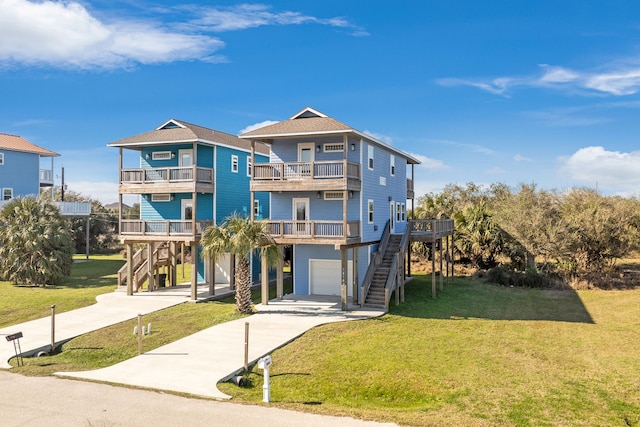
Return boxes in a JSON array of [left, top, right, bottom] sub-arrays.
[[341, 247, 348, 311], [230, 252, 236, 291], [147, 241, 155, 292], [276, 245, 284, 299], [126, 243, 133, 296], [209, 255, 215, 296], [431, 240, 436, 298], [439, 238, 444, 291], [190, 242, 197, 301], [261, 251, 269, 305], [352, 247, 359, 305]]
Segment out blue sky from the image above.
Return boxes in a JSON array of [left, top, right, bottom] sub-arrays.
[[2, 0, 640, 204]]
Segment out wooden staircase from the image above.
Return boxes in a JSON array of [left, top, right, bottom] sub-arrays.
[[118, 244, 171, 292], [364, 234, 403, 308]]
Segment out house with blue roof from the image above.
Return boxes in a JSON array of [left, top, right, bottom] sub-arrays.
[[109, 119, 270, 300], [241, 107, 454, 310]]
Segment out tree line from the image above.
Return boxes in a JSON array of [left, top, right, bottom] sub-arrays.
[[413, 183, 640, 286]]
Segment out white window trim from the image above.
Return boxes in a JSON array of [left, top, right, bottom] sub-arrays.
[[396, 202, 401, 222], [3, 188, 13, 200], [368, 145, 374, 170], [390, 154, 395, 176], [401, 203, 406, 222], [151, 194, 171, 202], [253, 200, 260, 217], [152, 151, 172, 161], [323, 143, 344, 153], [231, 155, 239, 173], [0, 153, 4, 165], [247, 156, 252, 177], [324, 191, 344, 200], [368, 199, 374, 224]]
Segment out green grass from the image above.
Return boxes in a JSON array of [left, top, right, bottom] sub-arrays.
[[0, 254, 124, 328], [8, 277, 293, 376], [218, 275, 640, 427]]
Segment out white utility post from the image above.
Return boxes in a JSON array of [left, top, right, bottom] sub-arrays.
[[257, 355, 272, 402]]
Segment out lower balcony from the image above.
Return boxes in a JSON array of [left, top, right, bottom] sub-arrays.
[[263, 220, 360, 245], [120, 219, 212, 241]]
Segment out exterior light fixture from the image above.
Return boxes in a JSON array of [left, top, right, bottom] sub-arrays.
[[171, 152, 176, 159], [145, 153, 150, 159], [316, 191, 321, 199], [350, 143, 355, 151], [316, 145, 321, 152]]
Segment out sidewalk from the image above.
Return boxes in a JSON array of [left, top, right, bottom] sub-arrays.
[[56, 296, 385, 399], [0, 283, 227, 369]]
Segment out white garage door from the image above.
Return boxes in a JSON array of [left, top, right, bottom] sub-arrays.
[[309, 259, 353, 296]]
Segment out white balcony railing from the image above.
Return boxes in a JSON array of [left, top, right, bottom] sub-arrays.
[[253, 160, 360, 181], [40, 169, 54, 185], [120, 166, 213, 185], [120, 219, 211, 236], [263, 220, 360, 240]]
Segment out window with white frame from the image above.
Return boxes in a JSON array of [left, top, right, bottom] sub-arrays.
[[368, 145, 374, 170], [0, 153, 4, 165], [323, 143, 344, 153], [152, 151, 172, 160], [401, 203, 406, 221], [396, 202, 401, 222], [324, 191, 344, 200], [247, 156, 252, 177], [3, 188, 13, 200], [253, 200, 260, 217], [151, 194, 171, 202], [390, 154, 395, 176], [231, 155, 238, 173], [368, 199, 374, 223]]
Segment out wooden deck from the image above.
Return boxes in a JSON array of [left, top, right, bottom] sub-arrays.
[[118, 166, 214, 194], [251, 160, 361, 192]]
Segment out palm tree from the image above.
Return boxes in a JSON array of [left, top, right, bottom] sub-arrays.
[[200, 214, 277, 313], [0, 196, 74, 286]]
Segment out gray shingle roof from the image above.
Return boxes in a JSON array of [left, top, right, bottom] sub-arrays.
[[109, 119, 269, 155]]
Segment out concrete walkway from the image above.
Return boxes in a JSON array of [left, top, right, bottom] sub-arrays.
[[56, 295, 385, 399], [0, 283, 227, 369]]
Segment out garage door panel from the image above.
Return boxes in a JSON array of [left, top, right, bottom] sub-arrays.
[[310, 259, 352, 296]]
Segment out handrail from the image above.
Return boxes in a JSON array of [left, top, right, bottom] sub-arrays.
[[253, 160, 361, 181], [409, 219, 454, 236], [360, 220, 390, 304], [383, 224, 412, 309]]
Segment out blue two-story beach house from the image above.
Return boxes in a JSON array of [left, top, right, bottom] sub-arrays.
[[109, 119, 270, 300], [0, 133, 58, 200], [241, 107, 425, 310]]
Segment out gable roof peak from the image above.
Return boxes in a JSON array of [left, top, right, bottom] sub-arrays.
[[156, 119, 187, 131], [289, 107, 328, 120]]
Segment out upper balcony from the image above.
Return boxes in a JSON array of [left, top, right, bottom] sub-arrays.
[[262, 219, 361, 246], [118, 166, 214, 195], [40, 169, 54, 187], [407, 178, 415, 199], [251, 160, 361, 192], [119, 219, 212, 242]]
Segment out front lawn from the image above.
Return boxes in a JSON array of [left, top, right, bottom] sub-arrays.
[[219, 275, 640, 427], [0, 255, 124, 328]]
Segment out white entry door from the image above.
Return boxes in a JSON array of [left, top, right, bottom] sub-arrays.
[[389, 200, 396, 233], [292, 198, 309, 235], [297, 142, 314, 178]]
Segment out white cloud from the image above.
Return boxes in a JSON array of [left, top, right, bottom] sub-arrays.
[[485, 166, 507, 174], [408, 153, 449, 170], [0, 0, 224, 69], [438, 62, 640, 97], [0, 1, 365, 70], [559, 146, 640, 192], [363, 130, 394, 145], [513, 154, 533, 162], [238, 120, 279, 135], [187, 4, 368, 36]]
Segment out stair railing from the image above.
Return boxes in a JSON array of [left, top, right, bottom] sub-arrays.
[[117, 246, 148, 287], [361, 220, 391, 305], [382, 225, 412, 309]]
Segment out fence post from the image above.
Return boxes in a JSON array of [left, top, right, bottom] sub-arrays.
[[50, 305, 56, 353]]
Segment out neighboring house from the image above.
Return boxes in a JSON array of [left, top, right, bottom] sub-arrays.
[[0, 133, 58, 201], [109, 119, 270, 300], [241, 107, 451, 310]]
